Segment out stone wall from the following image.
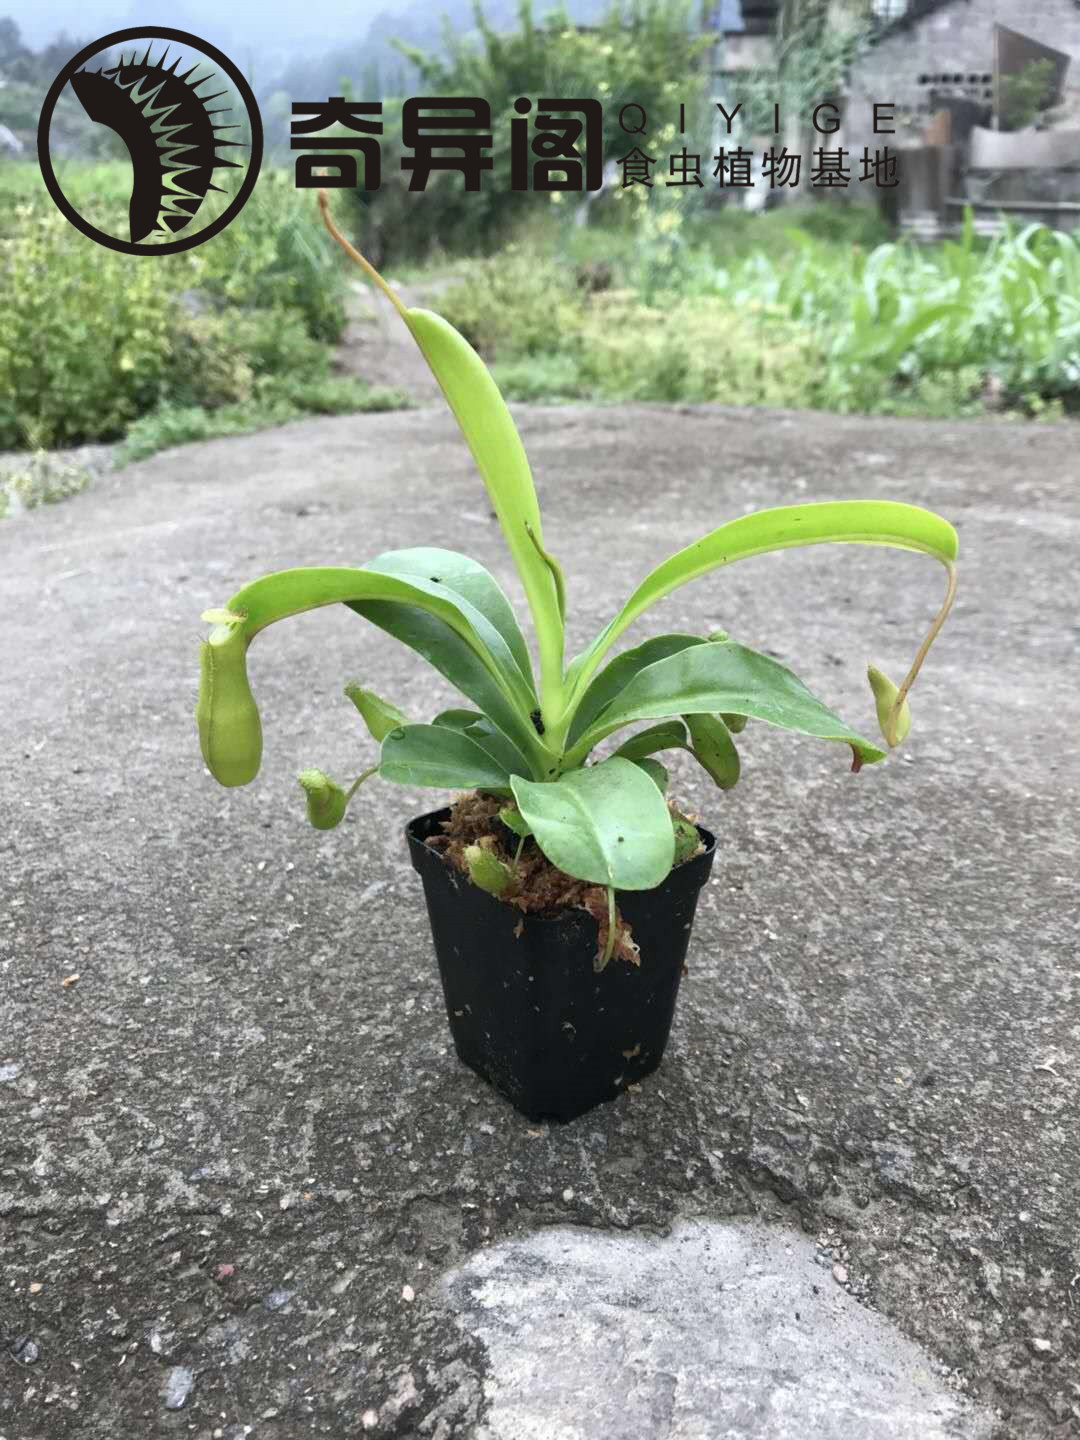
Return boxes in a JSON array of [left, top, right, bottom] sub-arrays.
[[844, 0, 1080, 152]]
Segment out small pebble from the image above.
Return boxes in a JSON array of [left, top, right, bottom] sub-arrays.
[[12, 1336, 40, 1365], [162, 1365, 195, 1410], [832, 1263, 849, 1284], [562, 1188, 574, 1202], [402, 1284, 415, 1303], [362, 1410, 379, 1430], [28, 1282, 42, 1295], [61, 974, 80, 988], [0, 1062, 20, 1082]]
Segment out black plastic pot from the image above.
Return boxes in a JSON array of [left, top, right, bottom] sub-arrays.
[[406, 808, 716, 1122]]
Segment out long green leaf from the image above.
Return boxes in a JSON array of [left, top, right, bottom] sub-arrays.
[[565, 501, 958, 720], [461, 715, 535, 779], [366, 546, 535, 694], [510, 757, 674, 889], [380, 723, 512, 792], [197, 564, 540, 788], [315, 200, 563, 719], [567, 634, 705, 746], [347, 598, 543, 773], [612, 720, 689, 760], [566, 641, 886, 768], [403, 309, 564, 708], [684, 712, 740, 789]]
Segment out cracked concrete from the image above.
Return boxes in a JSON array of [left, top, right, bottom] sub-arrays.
[[1, 403, 1078, 1437]]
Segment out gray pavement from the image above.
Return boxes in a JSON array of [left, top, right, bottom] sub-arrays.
[[1, 403, 1078, 1439]]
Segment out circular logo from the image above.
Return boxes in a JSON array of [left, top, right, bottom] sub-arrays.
[[37, 27, 263, 256]]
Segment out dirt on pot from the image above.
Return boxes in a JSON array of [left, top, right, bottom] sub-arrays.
[[425, 790, 703, 967]]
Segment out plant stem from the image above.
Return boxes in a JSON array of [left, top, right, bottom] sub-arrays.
[[346, 765, 380, 803], [598, 886, 617, 970]]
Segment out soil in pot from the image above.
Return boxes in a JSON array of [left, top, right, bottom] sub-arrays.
[[407, 793, 716, 1122]]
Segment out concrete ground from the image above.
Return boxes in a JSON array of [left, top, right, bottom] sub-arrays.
[[0, 402, 1077, 1439]]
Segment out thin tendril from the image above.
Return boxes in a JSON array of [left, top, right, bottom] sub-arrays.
[[317, 189, 409, 320], [886, 561, 958, 745]]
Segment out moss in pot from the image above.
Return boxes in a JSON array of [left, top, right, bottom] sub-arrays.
[[194, 193, 958, 1122]]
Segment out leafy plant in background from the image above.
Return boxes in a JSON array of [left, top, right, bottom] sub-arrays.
[[438, 209, 1080, 417], [0, 168, 401, 453], [196, 194, 958, 966], [364, 0, 715, 260], [999, 58, 1058, 131]]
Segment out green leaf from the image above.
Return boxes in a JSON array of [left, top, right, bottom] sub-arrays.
[[366, 547, 535, 694], [672, 815, 701, 864], [348, 599, 541, 771], [298, 768, 348, 830], [198, 563, 541, 787], [434, 708, 483, 731], [498, 805, 533, 837], [430, 709, 531, 775], [462, 715, 534, 779], [567, 501, 959, 714], [510, 757, 675, 889], [630, 757, 669, 793], [613, 719, 689, 761], [380, 723, 512, 792], [345, 684, 408, 743], [567, 641, 886, 769], [403, 308, 564, 707], [432, 708, 485, 730], [567, 634, 706, 747], [684, 713, 741, 789]]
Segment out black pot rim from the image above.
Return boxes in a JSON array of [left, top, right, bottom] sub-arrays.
[[405, 804, 716, 923]]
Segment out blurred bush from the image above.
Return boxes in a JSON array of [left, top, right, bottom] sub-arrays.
[[361, 0, 715, 261], [0, 167, 362, 451]]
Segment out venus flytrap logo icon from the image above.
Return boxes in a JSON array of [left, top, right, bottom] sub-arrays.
[[37, 27, 263, 255]]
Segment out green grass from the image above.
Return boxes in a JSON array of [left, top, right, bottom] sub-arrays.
[[117, 380, 410, 465]]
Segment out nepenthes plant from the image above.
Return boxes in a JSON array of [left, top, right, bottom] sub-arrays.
[[197, 193, 957, 967]]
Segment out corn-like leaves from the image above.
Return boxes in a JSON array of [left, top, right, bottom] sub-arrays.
[[204, 200, 961, 893], [510, 757, 674, 889], [566, 640, 886, 769]]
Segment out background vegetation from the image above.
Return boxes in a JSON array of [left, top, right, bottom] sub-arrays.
[[2, 0, 1078, 492]]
